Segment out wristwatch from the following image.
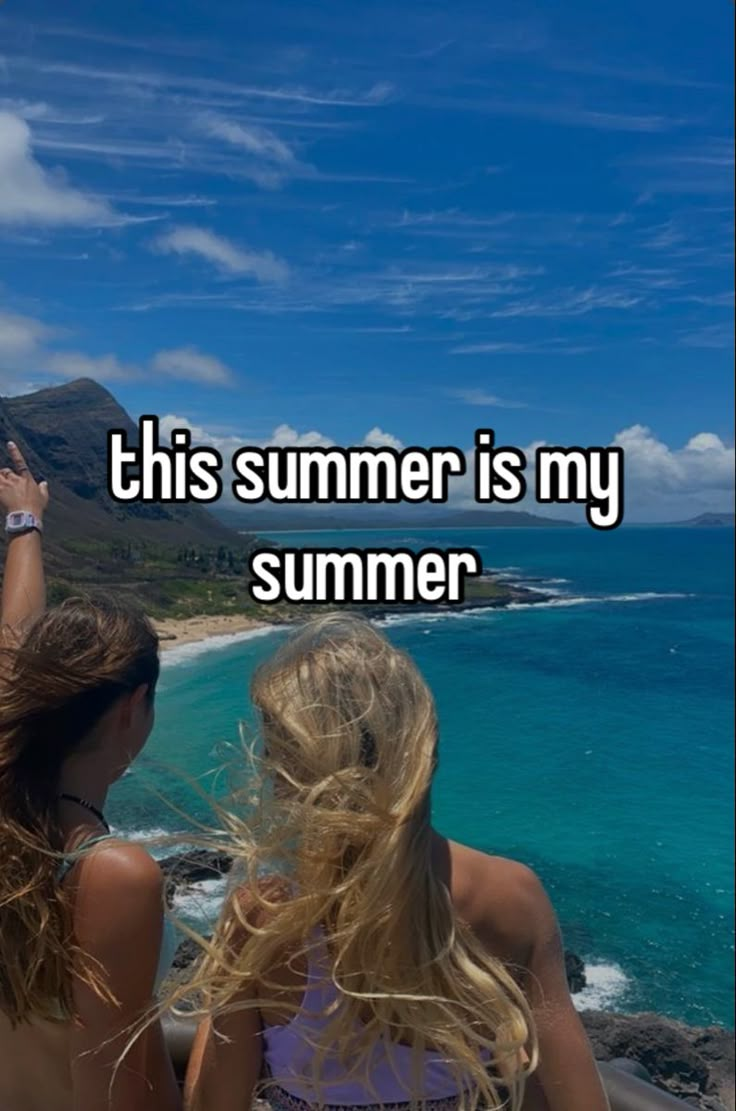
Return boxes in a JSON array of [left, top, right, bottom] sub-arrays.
[[4, 511, 43, 535]]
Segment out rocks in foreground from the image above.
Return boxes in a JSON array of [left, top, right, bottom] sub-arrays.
[[582, 1012, 734, 1111], [158, 848, 234, 907]]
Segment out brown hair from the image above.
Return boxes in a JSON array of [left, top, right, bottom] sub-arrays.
[[0, 594, 159, 1026]]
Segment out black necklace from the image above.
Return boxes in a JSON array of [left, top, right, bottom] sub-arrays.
[[57, 793, 111, 833]]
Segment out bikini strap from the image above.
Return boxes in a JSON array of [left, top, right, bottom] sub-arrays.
[[56, 833, 116, 884]]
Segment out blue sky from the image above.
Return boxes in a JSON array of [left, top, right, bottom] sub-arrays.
[[0, 0, 733, 520]]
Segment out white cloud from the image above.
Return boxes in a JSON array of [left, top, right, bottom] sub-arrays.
[[444, 424, 734, 522], [46, 351, 140, 382], [152, 225, 289, 281], [202, 116, 295, 164], [451, 339, 592, 355], [448, 387, 527, 409], [362, 426, 404, 449], [196, 113, 306, 188], [490, 286, 644, 318], [158, 414, 244, 458], [612, 424, 734, 496], [155, 418, 408, 456], [268, 423, 334, 448], [194, 112, 306, 184], [151, 346, 235, 386], [155, 416, 336, 459], [0, 309, 56, 356], [0, 111, 115, 226], [0, 306, 236, 391]]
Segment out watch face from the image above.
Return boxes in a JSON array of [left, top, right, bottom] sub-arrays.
[[8, 512, 26, 527]]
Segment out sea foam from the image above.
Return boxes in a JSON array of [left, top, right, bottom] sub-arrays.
[[161, 625, 280, 669], [573, 962, 631, 1011], [173, 876, 229, 931]]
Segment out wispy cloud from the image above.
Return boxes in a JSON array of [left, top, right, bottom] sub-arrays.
[[197, 113, 296, 164], [151, 346, 236, 386], [0, 304, 238, 388], [451, 339, 592, 355], [420, 93, 684, 133], [32, 61, 396, 109], [678, 323, 734, 350], [490, 285, 644, 318], [0, 309, 58, 357], [622, 138, 734, 196], [549, 57, 727, 91], [448, 388, 528, 408], [45, 345, 240, 386], [678, 291, 734, 308], [46, 351, 140, 382], [196, 111, 312, 188], [152, 226, 290, 280]]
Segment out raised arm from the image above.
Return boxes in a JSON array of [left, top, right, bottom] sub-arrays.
[[0, 442, 49, 646]]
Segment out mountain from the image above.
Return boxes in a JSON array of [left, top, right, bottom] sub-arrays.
[[666, 512, 735, 527], [1, 379, 255, 614], [1, 379, 236, 550], [214, 506, 576, 531]]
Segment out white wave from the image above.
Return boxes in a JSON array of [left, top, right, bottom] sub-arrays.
[[110, 825, 172, 842], [373, 608, 498, 630], [606, 592, 691, 601], [507, 591, 691, 611], [573, 962, 630, 1012], [520, 583, 568, 596], [173, 876, 229, 929], [161, 625, 280, 668], [108, 826, 190, 859]]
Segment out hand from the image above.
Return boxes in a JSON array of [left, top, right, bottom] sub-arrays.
[[0, 442, 50, 520]]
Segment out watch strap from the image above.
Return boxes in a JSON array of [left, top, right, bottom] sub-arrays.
[[5, 511, 44, 535]]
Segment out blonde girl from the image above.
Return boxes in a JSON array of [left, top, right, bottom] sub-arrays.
[[185, 615, 608, 1111]]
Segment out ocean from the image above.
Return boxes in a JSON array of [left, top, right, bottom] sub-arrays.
[[109, 526, 735, 1029]]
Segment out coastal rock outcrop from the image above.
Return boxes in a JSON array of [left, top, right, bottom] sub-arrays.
[[581, 1012, 734, 1110], [158, 848, 234, 907]]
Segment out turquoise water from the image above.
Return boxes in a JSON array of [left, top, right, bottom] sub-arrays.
[[110, 527, 735, 1028]]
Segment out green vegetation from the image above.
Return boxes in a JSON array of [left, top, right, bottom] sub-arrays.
[[47, 537, 273, 619], [47, 538, 519, 620]]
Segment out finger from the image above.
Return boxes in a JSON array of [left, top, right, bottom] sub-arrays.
[[6, 441, 29, 474], [39, 480, 50, 506]]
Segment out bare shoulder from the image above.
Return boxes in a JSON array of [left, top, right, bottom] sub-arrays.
[[448, 841, 556, 961], [71, 841, 164, 930]]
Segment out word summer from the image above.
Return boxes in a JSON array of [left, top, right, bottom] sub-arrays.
[[249, 548, 482, 604]]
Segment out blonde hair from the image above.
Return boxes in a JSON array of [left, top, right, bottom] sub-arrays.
[[0, 594, 159, 1026], [194, 614, 538, 1110]]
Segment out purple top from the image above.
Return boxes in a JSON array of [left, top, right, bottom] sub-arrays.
[[261, 929, 468, 1106]]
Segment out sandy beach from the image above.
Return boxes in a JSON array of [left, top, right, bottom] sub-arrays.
[[154, 613, 270, 651]]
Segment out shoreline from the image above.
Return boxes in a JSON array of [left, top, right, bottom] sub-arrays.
[[154, 613, 270, 651], [152, 573, 554, 653]]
